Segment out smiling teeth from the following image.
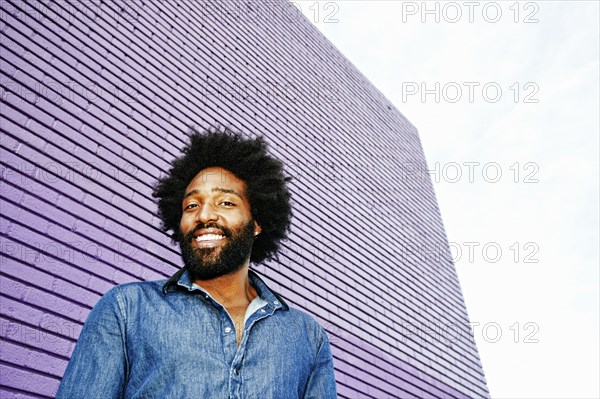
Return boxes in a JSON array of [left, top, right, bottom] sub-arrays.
[[195, 234, 224, 242]]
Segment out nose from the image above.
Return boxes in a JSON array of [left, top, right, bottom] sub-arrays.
[[196, 203, 218, 224]]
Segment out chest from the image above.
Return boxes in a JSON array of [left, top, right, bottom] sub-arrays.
[[224, 304, 249, 346], [122, 298, 314, 397], [125, 296, 311, 364]]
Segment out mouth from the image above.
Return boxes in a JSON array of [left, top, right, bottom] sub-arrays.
[[192, 228, 227, 248], [194, 234, 225, 247]]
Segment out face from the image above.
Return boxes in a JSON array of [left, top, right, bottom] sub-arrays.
[[178, 167, 261, 280]]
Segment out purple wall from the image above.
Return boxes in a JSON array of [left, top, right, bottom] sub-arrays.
[[0, 0, 489, 397]]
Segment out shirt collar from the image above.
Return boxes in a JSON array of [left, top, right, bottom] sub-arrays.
[[162, 267, 289, 311]]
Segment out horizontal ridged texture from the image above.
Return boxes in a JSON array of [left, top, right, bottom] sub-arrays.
[[0, 0, 489, 397]]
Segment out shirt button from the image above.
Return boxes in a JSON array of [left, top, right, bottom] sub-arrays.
[[273, 300, 279, 305], [233, 368, 239, 375], [224, 327, 232, 333], [260, 309, 266, 313]]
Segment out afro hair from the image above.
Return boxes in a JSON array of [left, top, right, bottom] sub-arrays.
[[152, 128, 292, 264]]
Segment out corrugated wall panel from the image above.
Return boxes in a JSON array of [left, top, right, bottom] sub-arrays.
[[1, 0, 489, 397]]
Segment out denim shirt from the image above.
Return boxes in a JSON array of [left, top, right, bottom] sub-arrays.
[[56, 268, 337, 399]]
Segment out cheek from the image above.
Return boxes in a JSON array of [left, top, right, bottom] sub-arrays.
[[231, 211, 253, 226], [239, 203, 253, 221], [179, 214, 194, 233]]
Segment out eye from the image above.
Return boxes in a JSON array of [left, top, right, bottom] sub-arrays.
[[220, 201, 236, 207], [184, 203, 198, 210]]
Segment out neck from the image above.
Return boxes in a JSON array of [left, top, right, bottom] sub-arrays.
[[193, 263, 257, 308]]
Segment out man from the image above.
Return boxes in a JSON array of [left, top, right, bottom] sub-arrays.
[[56, 129, 337, 398]]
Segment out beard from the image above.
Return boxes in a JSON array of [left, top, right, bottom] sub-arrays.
[[178, 219, 255, 281]]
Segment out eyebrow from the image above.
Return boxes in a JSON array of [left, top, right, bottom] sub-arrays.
[[183, 187, 243, 200]]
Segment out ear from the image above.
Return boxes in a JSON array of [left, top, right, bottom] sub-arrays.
[[253, 221, 262, 237]]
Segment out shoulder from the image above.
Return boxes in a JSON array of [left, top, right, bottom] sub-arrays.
[[281, 306, 330, 343], [286, 307, 323, 326], [87, 279, 169, 323], [96, 279, 168, 307], [112, 279, 167, 295]]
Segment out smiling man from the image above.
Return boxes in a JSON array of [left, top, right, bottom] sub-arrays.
[[56, 129, 337, 398]]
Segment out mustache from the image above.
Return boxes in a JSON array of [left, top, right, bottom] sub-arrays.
[[184, 223, 233, 241]]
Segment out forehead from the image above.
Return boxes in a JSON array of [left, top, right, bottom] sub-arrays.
[[185, 167, 247, 194]]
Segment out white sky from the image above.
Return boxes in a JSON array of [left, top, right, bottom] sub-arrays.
[[299, 1, 600, 397]]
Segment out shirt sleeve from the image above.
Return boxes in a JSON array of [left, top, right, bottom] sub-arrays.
[[304, 326, 337, 399], [56, 286, 128, 398]]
